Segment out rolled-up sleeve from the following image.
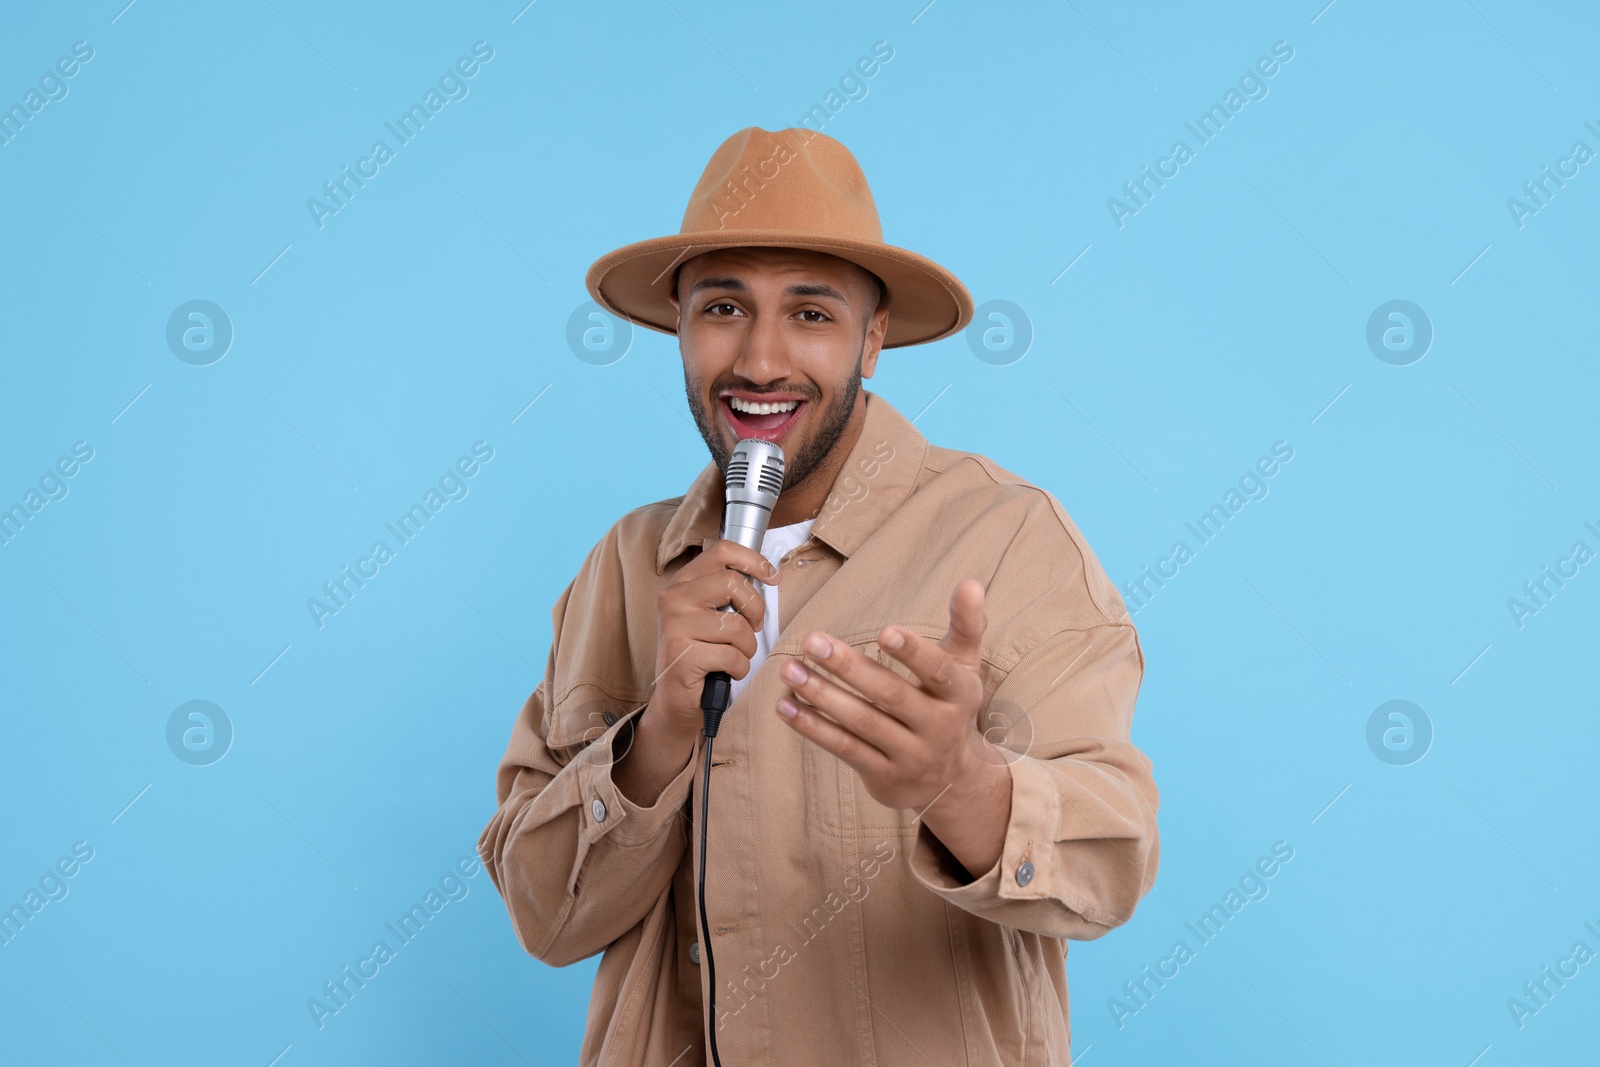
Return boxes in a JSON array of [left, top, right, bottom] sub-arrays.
[[477, 536, 701, 968], [910, 621, 1158, 940], [479, 681, 702, 967]]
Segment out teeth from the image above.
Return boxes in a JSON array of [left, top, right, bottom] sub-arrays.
[[729, 397, 799, 415]]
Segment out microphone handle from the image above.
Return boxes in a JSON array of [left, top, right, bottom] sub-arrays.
[[702, 479, 773, 736], [700, 603, 742, 735]]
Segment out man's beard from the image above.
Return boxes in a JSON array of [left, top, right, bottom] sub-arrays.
[[684, 344, 864, 508]]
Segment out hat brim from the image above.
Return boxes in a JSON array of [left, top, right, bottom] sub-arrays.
[[585, 231, 974, 349]]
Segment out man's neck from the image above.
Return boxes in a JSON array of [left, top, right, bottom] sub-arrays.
[[768, 394, 867, 527]]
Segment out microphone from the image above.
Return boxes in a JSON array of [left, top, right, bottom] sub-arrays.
[[699, 437, 786, 739], [696, 437, 784, 1067]]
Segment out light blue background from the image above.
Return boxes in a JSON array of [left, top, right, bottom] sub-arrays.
[[3, 1, 1596, 1064]]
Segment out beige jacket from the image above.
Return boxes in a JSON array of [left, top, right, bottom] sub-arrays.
[[478, 390, 1159, 1065]]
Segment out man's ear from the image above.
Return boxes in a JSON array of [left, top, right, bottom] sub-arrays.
[[860, 308, 889, 379], [666, 266, 682, 324]]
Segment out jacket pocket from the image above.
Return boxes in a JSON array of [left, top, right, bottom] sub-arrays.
[[799, 638, 910, 838]]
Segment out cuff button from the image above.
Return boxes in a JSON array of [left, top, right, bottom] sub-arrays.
[[689, 941, 701, 965], [591, 797, 608, 822], [1016, 860, 1035, 887]]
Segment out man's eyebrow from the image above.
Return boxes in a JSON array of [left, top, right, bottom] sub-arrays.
[[783, 282, 850, 302], [689, 276, 748, 297], [688, 277, 852, 303]]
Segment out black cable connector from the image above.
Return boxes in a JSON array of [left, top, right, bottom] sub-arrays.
[[700, 669, 732, 738]]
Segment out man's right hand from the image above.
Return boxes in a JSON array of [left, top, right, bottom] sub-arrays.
[[615, 540, 778, 805], [649, 539, 778, 734]]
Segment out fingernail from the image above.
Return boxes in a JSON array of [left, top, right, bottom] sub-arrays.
[[883, 628, 904, 650], [775, 699, 797, 719], [783, 661, 808, 685], [805, 633, 831, 658]]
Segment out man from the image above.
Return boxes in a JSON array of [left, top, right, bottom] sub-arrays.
[[479, 126, 1159, 1065]]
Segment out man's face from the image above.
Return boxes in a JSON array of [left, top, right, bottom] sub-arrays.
[[669, 247, 888, 495]]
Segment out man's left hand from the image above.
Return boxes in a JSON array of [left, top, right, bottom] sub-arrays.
[[775, 579, 1012, 872]]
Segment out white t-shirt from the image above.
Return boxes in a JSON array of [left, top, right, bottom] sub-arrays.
[[729, 518, 816, 705]]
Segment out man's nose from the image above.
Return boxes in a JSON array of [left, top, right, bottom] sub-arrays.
[[732, 312, 792, 383]]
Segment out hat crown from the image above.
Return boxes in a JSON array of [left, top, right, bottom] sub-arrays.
[[680, 127, 884, 242]]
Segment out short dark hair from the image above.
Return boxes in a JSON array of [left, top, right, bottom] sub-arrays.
[[861, 269, 888, 314]]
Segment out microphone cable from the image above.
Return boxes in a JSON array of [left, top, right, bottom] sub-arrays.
[[697, 669, 733, 1067]]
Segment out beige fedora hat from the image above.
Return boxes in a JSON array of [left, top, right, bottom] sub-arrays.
[[585, 126, 973, 348]]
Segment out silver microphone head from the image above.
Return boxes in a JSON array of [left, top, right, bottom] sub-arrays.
[[721, 438, 786, 551]]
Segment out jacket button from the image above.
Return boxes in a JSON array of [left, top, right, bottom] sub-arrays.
[[689, 941, 701, 965], [602, 711, 618, 726], [1016, 860, 1035, 887], [591, 797, 607, 822]]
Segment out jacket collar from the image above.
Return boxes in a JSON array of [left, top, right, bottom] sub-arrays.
[[654, 389, 930, 574]]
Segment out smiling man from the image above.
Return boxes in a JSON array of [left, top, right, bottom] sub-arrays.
[[479, 127, 1160, 1066]]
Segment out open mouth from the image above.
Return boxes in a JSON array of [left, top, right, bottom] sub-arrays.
[[721, 395, 808, 442]]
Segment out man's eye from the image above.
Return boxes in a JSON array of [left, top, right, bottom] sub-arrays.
[[705, 302, 741, 316], [799, 309, 831, 323]]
